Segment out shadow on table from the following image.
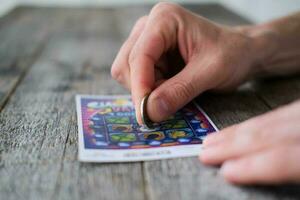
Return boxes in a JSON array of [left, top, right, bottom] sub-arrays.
[[243, 184, 300, 199]]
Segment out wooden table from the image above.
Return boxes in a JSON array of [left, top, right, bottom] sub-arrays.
[[0, 4, 300, 200]]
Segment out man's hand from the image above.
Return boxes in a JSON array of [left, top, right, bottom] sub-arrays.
[[111, 2, 269, 124], [111, 2, 300, 185], [200, 100, 300, 185]]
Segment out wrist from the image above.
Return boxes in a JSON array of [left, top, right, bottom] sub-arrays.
[[235, 24, 281, 76]]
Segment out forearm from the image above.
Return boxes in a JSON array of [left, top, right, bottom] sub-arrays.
[[238, 12, 300, 76]]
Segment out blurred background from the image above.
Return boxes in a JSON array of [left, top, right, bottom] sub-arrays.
[[1, 0, 300, 23]]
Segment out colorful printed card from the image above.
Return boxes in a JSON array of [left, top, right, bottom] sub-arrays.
[[76, 95, 218, 162]]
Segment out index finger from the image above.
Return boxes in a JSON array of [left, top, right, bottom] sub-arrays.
[[129, 15, 178, 124]]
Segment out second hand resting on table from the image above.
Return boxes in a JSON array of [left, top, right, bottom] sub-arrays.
[[111, 2, 300, 185]]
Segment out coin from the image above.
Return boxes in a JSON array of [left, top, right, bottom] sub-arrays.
[[140, 93, 154, 129]]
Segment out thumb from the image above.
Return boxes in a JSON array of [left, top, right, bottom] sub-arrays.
[[147, 61, 211, 122]]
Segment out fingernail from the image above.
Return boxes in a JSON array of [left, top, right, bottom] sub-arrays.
[[199, 147, 216, 162], [220, 161, 236, 177], [202, 135, 217, 148], [154, 98, 169, 118], [135, 109, 142, 125], [202, 137, 213, 148]]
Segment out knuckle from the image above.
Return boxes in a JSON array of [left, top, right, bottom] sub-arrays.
[[172, 81, 195, 99], [135, 15, 148, 28], [151, 2, 181, 18], [131, 16, 148, 37], [165, 80, 195, 111], [234, 124, 257, 146], [110, 64, 122, 81], [268, 148, 289, 175], [128, 51, 136, 67]]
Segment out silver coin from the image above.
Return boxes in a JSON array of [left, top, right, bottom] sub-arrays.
[[140, 93, 154, 129]]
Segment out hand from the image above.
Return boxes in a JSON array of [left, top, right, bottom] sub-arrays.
[[200, 100, 300, 185], [111, 2, 271, 124]]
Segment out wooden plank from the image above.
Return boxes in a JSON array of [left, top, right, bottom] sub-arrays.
[[0, 4, 299, 200], [252, 77, 300, 108], [0, 6, 122, 112], [0, 7, 23, 30], [0, 7, 146, 200], [0, 7, 71, 111], [53, 36, 145, 200], [0, 8, 48, 110]]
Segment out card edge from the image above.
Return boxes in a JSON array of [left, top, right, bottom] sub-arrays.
[[192, 101, 219, 131]]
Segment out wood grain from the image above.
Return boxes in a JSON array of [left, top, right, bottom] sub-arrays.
[[0, 4, 299, 200], [0, 8, 57, 111], [0, 7, 145, 200]]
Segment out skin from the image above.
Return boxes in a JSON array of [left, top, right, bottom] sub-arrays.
[[111, 2, 300, 185]]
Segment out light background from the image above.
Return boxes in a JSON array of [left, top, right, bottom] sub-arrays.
[[0, 0, 300, 23]]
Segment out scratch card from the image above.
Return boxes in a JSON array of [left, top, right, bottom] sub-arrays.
[[76, 95, 218, 162]]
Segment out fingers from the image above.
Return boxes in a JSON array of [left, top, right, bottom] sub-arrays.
[[199, 100, 300, 185], [112, 3, 195, 124], [220, 145, 300, 184], [200, 121, 261, 165], [111, 16, 148, 90], [200, 102, 300, 165], [129, 3, 181, 124]]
